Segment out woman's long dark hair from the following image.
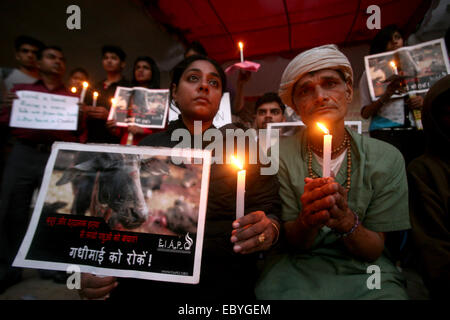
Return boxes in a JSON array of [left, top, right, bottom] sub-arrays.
[[369, 24, 403, 54], [169, 54, 226, 104], [132, 56, 160, 89]]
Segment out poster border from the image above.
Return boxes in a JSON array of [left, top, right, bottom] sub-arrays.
[[13, 142, 211, 284], [364, 38, 450, 101]]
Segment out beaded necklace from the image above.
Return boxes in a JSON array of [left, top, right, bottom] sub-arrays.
[[307, 132, 352, 191], [308, 132, 349, 155]]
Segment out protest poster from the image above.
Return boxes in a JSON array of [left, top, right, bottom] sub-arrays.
[[9, 90, 79, 130], [364, 38, 450, 101], [13, 142, 211, 284], [169, 92, 232, 128], [108, 87, 169, 129]]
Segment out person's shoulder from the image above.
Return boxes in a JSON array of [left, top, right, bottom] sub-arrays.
[[279, 130, 303, 154], [10, 80, 40, 92], [360, 131, 401, 155], [139, 130, 169, 147], [218, 122, 246, 132], [408, 153, 449, 177], [352, 130, 405, 167], [117, 78, 131, 87], [0, 67, 14, 79]]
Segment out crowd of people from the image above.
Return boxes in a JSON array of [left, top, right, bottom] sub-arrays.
[[0, 24, 448, 300]]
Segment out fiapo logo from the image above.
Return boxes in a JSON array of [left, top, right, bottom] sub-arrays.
[[158, 233, 194, 253]]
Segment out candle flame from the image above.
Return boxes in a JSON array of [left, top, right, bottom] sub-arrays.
[[93, 91, 99, 97], [111, 98, 116, 105], [389, 61, 397, 69], [82, 81, 89, 88], [238, 41, 243, 50], [71, 87, 77, 93], [231, 155, 243, 170], [317, 122, 330, 135]]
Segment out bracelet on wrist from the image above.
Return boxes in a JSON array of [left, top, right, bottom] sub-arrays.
[[335, 211, 360, 238], [271, 222, 280, 245]]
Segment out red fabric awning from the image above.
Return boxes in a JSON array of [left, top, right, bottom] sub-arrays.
[[145, 0, 431, 62]]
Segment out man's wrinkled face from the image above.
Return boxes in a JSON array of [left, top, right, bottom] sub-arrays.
[[292, 69, 352, 128], [255, 102, 285, 129]]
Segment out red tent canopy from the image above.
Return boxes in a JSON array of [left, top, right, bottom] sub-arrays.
[[145, 0, 431, 62]]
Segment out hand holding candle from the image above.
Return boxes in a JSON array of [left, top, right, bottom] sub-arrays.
[[231, 155, 246, 219], [80, 81, 89, 104], [390, 61, 398, 75], [317, 123, 332, 177], [92, 91, 99, 107], [107, 98, 116, 121]]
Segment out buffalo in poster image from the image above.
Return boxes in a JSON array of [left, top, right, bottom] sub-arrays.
[[45, 150, 202, 236]]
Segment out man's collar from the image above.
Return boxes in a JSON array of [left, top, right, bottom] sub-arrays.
[[33, 79, 66, 92]]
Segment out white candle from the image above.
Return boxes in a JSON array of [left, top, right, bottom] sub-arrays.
[[232, 156, 246, 219], [108, 98, 116, 121], [390, 61, 398, 75], [80, 81, 89, 104], [238, 42, 244, 63], [92, 91, 99, 107], [126, 132, 134, 145], [317, 123, 332, 177]]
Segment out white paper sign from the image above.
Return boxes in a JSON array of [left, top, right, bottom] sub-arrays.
[[169, 92, 232, 128], [10, 90, 79, 130]]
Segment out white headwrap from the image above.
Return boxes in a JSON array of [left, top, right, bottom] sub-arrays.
[[279, 44, 353, 108]]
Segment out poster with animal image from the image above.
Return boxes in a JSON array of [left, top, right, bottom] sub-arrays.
[[109, 87, 170, 129], [364, 38, 450, 101], [13, 142, 211, 284]]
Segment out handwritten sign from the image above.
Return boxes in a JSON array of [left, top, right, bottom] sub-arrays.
[[10, 90, 79, 130]]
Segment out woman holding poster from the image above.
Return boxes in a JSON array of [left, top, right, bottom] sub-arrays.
[[106, 56, 163, 145], [79, 55, 282, 300], [359, 25, 425, 165]]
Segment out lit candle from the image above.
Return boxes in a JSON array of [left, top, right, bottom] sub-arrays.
[[126, 132, 134, 145], [71, 87, 77, 94], [238, 41, 244, 63], [317, 123, 332, 177], [231, 155, 246, 219], [390, 61, 398, 75], [92, 91, 99, 107], [107, 98, 116, 121], [80, 81, 89, 104]]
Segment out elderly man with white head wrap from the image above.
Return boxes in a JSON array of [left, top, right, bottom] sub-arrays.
[[255, 45, 411, 299]]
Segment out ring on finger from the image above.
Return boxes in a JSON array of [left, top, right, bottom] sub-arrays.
[[258, 233, 265, 244]]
